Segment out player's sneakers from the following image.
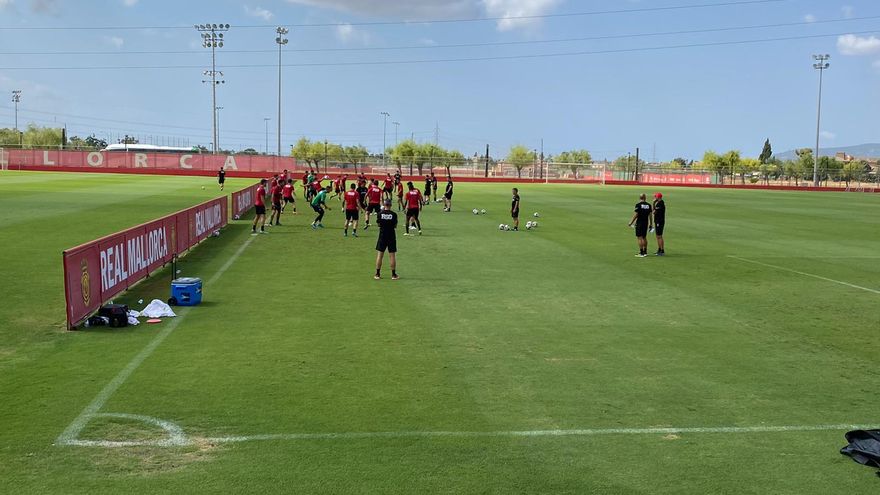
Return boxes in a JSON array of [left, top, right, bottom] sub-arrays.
[[311, 224, 317, 230], [352, 232, 358, 238], [260, 230, 268, 235], [317, 223, 325, 229], [343, 232, 348, 237], [404, 232, 410, 236], [418, 231, 422, 236], [636, 253, 646, 258], [374, 274, 381, 280], [275, 222, 282, 226], [391, 274, 400, 280], [364, 224, 369, 231]]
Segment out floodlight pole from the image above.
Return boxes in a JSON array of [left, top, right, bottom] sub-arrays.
[[380, 111, 390, 168], [215, 106, 223, 151], [812, 54, 830, 187], [264, 117, 271, 155], [276, 27, 289, 157], [392, 121, 400, 146], [195, 23, 230, 154], [12, 90, 21, 147]]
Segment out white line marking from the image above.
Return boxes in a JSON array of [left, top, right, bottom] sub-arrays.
[[728, 255, 880, 295], [55, 235, 256, 446], [64, 413, 189, 448], [64, 423, 879, 448]]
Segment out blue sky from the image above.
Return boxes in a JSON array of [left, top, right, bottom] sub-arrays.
[[0, 0, 878, 161]]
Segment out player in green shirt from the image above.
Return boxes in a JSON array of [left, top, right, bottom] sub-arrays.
[[310, 185, 332, 229]]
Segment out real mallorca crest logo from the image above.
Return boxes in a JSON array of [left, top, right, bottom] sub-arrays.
[[80, 258, 91, 306]]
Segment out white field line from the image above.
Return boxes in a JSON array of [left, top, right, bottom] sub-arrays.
[[63, 421, 880, 448], [55, 235, 256, 446], [728, 255, 880, 295]]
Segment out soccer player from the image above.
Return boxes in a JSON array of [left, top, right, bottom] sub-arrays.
[[423, 175, 432, 205], [443, 175, 454, 212], [653, 192, 666, 256], [269, 179, 284, 226], [252, 179, 268, 235], [395, 180, 405, 211], [628, 193, 654, 258], [217, 167, 226, 191], [310, 176, 323, 199], [393, 169, 402, 186], [310, 185, 332, 229], [511, 188, 521, 231], [404, 181, 423, 236], [343, 183, 362, 237], [282, 179, 297, 214], [356, 175, 369, 210], [374, 199, 399, 280], [332, 175, 343, 200], [383, 173, 394, 200], [364, 179, 383, 230], [430, 172, 438, 202]]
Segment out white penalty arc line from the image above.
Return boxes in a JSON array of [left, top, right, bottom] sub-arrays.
[[55, 234, 256, 447], [727, 255, 880, 295]]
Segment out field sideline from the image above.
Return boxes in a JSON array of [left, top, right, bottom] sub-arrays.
[[1, 170, 879, 494]]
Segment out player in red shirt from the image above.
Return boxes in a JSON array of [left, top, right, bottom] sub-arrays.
[[311, 178, 323, 198], [404, 182, 423, 236], [364, 179, 383, 230], [269, 180, 285, 226], [302, 172, 311, 200], [332, 175, 343, 200], [382, 173, 393, 200], [252, 179, 268, 235], [343, 183, 362, 237], [281, 179, 297, 214], [396, 180, 405, 212]]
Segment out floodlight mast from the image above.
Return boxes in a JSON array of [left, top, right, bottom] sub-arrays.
[[11, 90, 22, 147], [276, 27, 289, 157], [380, 111, 390, 167], [812, 54, 830, 187], [195, 23, 230, 154]]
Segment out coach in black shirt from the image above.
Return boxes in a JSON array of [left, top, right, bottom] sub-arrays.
[[628, 193, 653, 258], [375, 199, 399, 280], [653, 193, 666, 256]]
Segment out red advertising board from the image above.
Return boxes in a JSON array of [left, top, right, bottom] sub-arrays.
[[231, 182, 261, 219], [5, 149, 296, 174], [62, 196, 228, 329]]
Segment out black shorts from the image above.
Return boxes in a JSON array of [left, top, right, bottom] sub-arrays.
[[655, 223, 665, 236], [345, 209, 359, 221], [218, 178, 225, 184], [406, 208, 420, 219], [383, 187, 392, 194], [512, 209, 519, 219], [424, 188, 431, 197], [272, 201, 282, 211], [255, 205, 266, 215], [444, 192, 453, 200], [283, 197, 294, 203], [367, 204, 381, 214], [376, 235, 397, 253], [635, 223, 649, 238], [312, 205, 324, 214]]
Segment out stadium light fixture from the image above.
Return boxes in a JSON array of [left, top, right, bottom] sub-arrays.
[[11, 90, 21, 133], [812, 54, 830, 187], [275, 27, 289, 156], [195, 22, 230, 154]]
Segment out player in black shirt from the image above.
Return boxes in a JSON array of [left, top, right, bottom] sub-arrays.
[[430, 172, 438, 202], [652, 192, 666, 256], [217, 167, 226, 191], [424, 175, 432, 205], [443, 176, 454, 212], [511, 188, 521, 231], [375, 199, 399, 280], [627, 193, 654, 257]]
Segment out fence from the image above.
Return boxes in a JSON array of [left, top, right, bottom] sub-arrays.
[[62, 196, 228, 329], [231, 182, 262, 219]]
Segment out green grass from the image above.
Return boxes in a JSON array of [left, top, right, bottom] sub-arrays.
[[1, 170, 879, 494]]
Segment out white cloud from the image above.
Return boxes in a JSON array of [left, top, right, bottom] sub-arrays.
[[803, 14, 817, 23], [837, 34, 880, 56], [122, 0, 138, 6], [286, 0, 475, 20], [842, 6, 854, 19], [244, 5, 274, 21], [820, 131, 836, 141], [335, 23, 371, 44], [103, 35, 124, 49], [482, 0, 562, 31]]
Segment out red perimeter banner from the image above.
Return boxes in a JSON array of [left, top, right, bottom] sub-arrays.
[[230, 182, 261, 219], [62, 196, 228, 329], [5, 149, 296, 174]]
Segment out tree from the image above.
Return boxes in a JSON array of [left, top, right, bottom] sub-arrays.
[[555, 149, 592, 178], [841, 160, 866, 188], [387, 139, 418, 173], [67, 136, 88, 150], [672, 157, 690, 169], [342, 144, 369, 172], [240, 148, 259, 155], [739, 157, 760, 184], [507, 145, 534, 179], [613, 155, 645, 180], [702, 150, 724, 183], [414, 143, 444, 175], [119, 134, 139, 145], [795, 150, 813, 186], [446, 149, 466, 175], [291, 138, 322, 170], [759, 138, 773, 164], [85, 135, 108, 149]]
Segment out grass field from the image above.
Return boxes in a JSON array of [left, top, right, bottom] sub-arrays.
[[1, 170, 879, 494]]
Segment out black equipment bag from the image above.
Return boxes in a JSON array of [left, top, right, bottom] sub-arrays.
[[98, 304, 129, 328], [841, 430, 880, 470]]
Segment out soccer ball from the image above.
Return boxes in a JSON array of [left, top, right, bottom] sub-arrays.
[[533, 212, 540, 218], [532, 221, 538, 228], [526, 221, 533, 229], [481, 209, 486, 215], [498, 224, 505, 231], [201, 186, 205, 190], [409, 225, 417, 231], [472, 209, 479, 215]]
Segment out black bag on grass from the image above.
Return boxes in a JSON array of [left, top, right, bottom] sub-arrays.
[[98, 304, 129, 328], [840, 430, 880, 471]]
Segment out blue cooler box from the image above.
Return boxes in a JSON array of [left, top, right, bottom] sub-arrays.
[[170, 277, 203, 306]]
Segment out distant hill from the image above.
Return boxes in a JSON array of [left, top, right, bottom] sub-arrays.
[[776, 143, 880, 161]]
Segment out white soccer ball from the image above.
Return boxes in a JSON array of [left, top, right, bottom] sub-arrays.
[[498, 224, 505, 230], [532, 221, 538, 228], [533, 212, 540, 218], [201, 186, 205, 190], [526, 221, 533, 229], [504, 225, 511, 231], [472, 209, 479, 215], [409, 225, 417, 231], [481, 209, 486, 214]]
